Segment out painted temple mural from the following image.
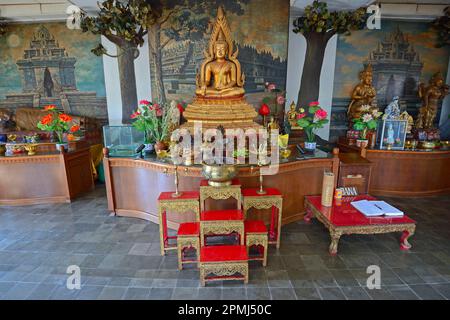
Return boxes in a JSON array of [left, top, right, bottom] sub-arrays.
[[330, 20, 450, 141], [0, 23, 108, 121], [148, 0, 289, 105]]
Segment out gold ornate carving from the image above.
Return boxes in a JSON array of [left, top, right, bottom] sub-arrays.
[[177, 236, 200, 270], [200, 220, 244, 246], [200, 261, 249, 286], [200, 185, 241, 211]]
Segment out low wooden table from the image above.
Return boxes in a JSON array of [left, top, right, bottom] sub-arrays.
[[199, 245, 248, 286], [304, 195, 416, 255]]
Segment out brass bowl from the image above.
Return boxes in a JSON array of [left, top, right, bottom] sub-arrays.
[[280, 148, 291, 160], [202, 163, 237, 187], [24, 144, 37, 156]]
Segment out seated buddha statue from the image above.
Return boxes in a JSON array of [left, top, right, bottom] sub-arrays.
[[195, 7, 245, 98], [347, 64, 377, 121]]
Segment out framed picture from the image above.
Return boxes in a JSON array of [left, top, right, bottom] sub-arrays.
[[378, 119, 408, 150]]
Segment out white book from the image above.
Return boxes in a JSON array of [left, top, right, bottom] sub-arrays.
[[351, 200, 404, 217]]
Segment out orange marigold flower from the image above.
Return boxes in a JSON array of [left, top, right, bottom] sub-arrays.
[[44, 105, 57, 111], [70, 125, 80, 133], [59, 114, 72, 122], [41, 114, 53, 125]]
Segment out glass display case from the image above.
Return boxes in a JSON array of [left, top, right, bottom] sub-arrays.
[[103, 125, 144, 157]]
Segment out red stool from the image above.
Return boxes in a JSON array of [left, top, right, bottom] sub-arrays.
[[245, 220, 268, 266], [177, 222, 200, 270]]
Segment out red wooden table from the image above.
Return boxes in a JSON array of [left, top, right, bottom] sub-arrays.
[[304, 195, 416, 255]]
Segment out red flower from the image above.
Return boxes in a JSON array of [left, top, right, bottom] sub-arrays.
[[258, 103, 270, 116], [70, 125, 80, 133], [156, 107, 163, 117], [309, 101, 320, 107], [44, 105, 56, 111], [40, 114, 53, 125], [139, 100, 151, 105], [296, 113, 306, 119], [59, 114, 72, 122], [130, 111, 141, 119], [177, 103, 184, 114], [314, 109, 328, 120]]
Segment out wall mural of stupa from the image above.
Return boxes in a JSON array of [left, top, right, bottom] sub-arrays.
[[0, 23, 107, 122], [330, 20, 450, 141], [148, 0, 289, 105]]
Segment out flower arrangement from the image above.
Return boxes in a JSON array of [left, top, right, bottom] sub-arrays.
[[352, 105, 382, 140], [260, 82, 286, 126], [37, 105, 80, 144], [131, 100, 175, 147], [296, 101, 329, 143]]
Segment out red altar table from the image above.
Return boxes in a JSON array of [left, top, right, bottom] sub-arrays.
[[304, 195, 416, 255]]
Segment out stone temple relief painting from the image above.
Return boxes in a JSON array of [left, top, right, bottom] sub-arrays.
[[0, 23, 107, 121], [148, 0, 289, 105], [330, 20, 450, 140]]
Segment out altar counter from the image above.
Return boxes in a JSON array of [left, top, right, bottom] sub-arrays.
[[103, 149, 340, 229], [0, 148, 94, 205], [337, 138, 450, 197]]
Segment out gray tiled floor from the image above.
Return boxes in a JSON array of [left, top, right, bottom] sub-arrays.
[[0, 185, 449, 300]]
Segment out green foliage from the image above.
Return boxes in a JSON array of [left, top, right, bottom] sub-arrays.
[[293, 0, 367, 36], [80, 0, 157, 55], [431, 6, 450, 48], [131, 101, 173, 143]]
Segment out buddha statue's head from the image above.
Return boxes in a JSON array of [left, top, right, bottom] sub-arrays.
[[214, 31, 228, 60], [360, 64, 373, 86], [431, 72, 444, 87]]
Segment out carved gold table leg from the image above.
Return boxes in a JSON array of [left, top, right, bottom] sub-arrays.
[[158, 207, 166, 256], [400, 229, 415, 251], [329, 230, 342, 256], [177, 242, 183, 270]]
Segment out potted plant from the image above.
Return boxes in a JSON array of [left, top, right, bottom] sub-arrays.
[[352, 105, 382, 148], [37, 105, 80, 151], [296, 101, 329, 151], [131, 100, 172, 153]]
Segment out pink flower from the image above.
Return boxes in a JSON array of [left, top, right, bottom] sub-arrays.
[[296, 113, 306, 119], [276, 95, 286, 105], [155, 107, 163, 117], [309, 101, 320, 107], [268, 83, 276, 91], [130, 111, 140, 119], [139, 100, 151, 105], [314, 109, 327, 120]]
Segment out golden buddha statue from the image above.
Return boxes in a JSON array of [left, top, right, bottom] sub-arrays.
[[182, 7, 259, 132], [347, 64, 377, 121], [400, 111, 414, 134], [416, 71, 449, 129], [268, 116, 279, 131]]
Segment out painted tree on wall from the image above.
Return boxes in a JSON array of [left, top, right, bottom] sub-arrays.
[[80, 0, 157, 123], [292, 1, 367, 110], [432, 6, 450, 48], [148, 0, 250, 103]]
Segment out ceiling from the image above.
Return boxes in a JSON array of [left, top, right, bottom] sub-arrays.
[[0, 0, 449, 21]]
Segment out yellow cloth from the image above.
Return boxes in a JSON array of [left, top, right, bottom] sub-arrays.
[[89, 144, 104, 179]]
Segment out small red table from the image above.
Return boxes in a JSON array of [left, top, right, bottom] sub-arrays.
[[242, 188, 283, 248], [200, 209, 245, 246], [199, 245, 249, 286], [304, 195, 416, 255], [157, 191, 200, 256]]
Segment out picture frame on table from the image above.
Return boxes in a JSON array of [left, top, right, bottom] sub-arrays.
[[377, 119, 408, 150]]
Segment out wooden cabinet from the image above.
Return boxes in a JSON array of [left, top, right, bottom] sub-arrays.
[[338, 152, 373, 194]]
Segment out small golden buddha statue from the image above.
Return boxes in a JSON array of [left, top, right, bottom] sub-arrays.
[[416, 71, 449, 129], [287, 102, 297, 127], [400, 111, 414, 134], [347, 64, 377, 121], [195, 7, 245, 98]]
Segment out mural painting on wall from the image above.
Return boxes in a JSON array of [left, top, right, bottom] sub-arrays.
[[0, 23, 107, 122], [330, 20, 450, 141], [148, 0, 289, 106]]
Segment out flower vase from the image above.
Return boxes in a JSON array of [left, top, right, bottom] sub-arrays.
[[356, 139, 368, 148], [304, 141, 316, 152], [154, 141, 167, 153], [143, 143, 154, 154]]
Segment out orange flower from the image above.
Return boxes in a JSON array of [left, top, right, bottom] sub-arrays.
[[67, 134, 75, 141], [40, 114, 53, 125], [44, 105, 57, 111], [70, 125, 80, 133], [59, 114, 72, 122]]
